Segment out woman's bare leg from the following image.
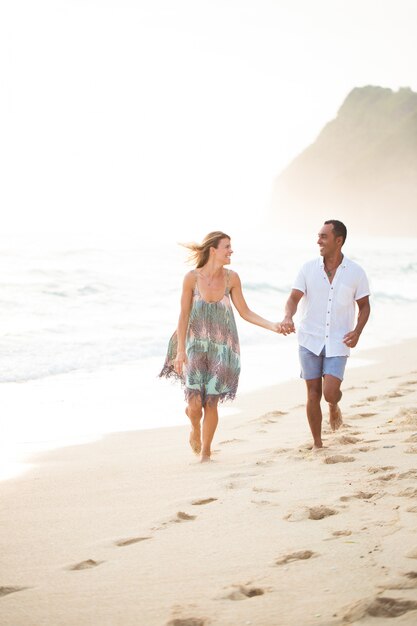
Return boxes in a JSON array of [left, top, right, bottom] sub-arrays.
[[186, 396, 203, 454], [201, 400, 219, 462]]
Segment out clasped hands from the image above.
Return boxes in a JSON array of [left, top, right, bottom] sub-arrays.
[[274, 319, 296, 335]]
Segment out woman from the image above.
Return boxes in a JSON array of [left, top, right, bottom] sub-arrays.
[[159, 231, 281, 462]]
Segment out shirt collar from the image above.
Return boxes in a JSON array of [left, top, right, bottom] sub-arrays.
[[319, 254, 348, 268]]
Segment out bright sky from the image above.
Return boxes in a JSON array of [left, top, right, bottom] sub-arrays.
[[1, 0, 416, 244]]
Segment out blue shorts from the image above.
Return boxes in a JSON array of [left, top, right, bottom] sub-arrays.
[[299, 345, 347, 381]]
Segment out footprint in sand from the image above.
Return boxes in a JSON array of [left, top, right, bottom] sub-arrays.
[[285, 505, 337, 521], [373, 473, 397, 482], [174, 512, 196, 522], [367, 466, 396, 474], [191, 498, 217, 506], [251, 499, 273, 506], [338, 435, 362, 444], [397, 487, 417, 498], [68, 559, 103, 571], [252, 486, 279, 494], [255, 458, 275, 467], [398, 469, 417, 479], [0, 586, 29, 598], [154, 511, 197, 531], [378, 571, 417, 590], [395, 407, 417, 430], [166, 617, 207, 626], [251, 410, 288, 424], [275, 550, 316, 565], [350, 412, 378, 420], [340, 491, 379, 502], [308, 506, 338, 520], [225, 481, 242, 490], [407, 505, 417, 513], [323, 455, 355, 464], [114, 536, 152, 547], [218, 438, 245, 445], [223, 585, 266, 601], [323, 530, 354, 541], [273, 447, 291, 455], [343, 596, 417, 621]]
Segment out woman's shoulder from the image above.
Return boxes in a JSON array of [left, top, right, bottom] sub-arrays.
[[227, 269, 240, 285], [183, 269, 197, 286]]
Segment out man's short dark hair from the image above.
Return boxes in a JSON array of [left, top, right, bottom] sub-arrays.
[[324, 219, 347, 244]]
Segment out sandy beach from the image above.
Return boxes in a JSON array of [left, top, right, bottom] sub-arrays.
[[1, 339, 417, 625]]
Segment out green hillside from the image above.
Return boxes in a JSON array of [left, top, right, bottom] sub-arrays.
[[272, 86, 417, 235]]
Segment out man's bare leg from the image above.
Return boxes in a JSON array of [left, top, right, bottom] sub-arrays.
[[306, 378, 324, 448], [186, 396, 203, 454], [201, 400, 219, 462], [323, 375, 343, 431]]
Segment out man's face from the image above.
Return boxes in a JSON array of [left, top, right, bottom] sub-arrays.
[[317, 224, 340, 257]]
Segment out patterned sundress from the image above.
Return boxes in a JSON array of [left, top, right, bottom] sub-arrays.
[[159, 269, 241, 406]]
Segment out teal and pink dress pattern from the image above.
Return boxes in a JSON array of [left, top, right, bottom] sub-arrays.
[[159, 269, 241, 406]]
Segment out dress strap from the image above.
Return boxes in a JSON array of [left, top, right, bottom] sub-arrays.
[[225, 269, 231, 295], [193, 269, 199, 295]]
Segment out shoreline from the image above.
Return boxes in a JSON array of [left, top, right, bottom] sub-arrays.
[[2, 337, 416, 482]]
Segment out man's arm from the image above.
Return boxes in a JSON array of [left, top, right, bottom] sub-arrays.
[[343, 295, 371, 348], [281, 289, 304, 335]]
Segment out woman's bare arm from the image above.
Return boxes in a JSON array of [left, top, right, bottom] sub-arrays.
[[229, 271, 280, 332], [174, 272, 194, 374]]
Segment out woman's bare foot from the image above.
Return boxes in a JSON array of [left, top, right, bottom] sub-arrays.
[[200, 454, 211, 463], [189, 430, 202, 455], [185, 407, 202, 455], [329, 404, 343, 431]]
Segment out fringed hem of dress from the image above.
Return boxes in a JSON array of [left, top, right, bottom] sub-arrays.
[[158, 365, 237, 406]]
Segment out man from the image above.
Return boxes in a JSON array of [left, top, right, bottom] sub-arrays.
[[281, 220, 370, 449]]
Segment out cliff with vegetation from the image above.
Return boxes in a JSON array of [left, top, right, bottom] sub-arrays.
[[272, 86, 417, 235]]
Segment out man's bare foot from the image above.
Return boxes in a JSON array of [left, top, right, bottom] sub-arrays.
[[312, 437, 325, 451], [329, 404, 343, 431]]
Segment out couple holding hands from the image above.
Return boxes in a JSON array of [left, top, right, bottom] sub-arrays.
[[160, 221, 370, 462]]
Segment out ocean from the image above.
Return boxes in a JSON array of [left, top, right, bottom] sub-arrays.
[[1, 231, 416, 477]]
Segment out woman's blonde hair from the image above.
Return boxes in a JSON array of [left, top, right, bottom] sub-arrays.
[[181, 231, 230, 268]]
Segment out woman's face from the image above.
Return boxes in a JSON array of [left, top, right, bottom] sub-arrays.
[[214, 237, 233, 265]]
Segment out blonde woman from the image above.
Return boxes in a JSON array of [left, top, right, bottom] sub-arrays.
[[160, 231, 281, 462]]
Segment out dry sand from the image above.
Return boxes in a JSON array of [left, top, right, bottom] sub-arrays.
[[1, 340, 417, 625]]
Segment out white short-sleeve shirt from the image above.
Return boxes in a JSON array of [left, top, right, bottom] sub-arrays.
[[293, 256, 370, 357]]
